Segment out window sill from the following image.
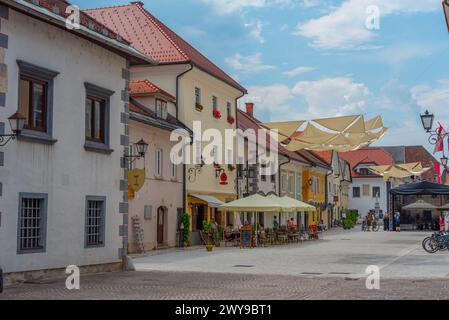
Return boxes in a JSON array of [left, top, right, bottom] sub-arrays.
[[154, 175, 164, 180], [85, 244, 105, 249], [17, 248, 46, 255], [84, 141, 114, 155], [18, 130, 57, 145]]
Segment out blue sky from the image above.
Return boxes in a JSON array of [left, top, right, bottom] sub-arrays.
[[77, 0, 449, 150]]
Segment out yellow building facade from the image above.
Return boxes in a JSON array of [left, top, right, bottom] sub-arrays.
[[302, 169, 327, 226]]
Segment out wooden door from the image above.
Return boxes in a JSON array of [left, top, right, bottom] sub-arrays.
[[157, 207, 165, 245]]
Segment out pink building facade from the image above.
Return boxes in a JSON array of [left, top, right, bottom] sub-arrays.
[[127, 80, 186, 253]]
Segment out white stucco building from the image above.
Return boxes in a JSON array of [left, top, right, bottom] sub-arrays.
[[339, 148, 394, 218], [0, 0, 152, 281]]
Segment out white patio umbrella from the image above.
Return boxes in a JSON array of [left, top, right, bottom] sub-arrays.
[[402, 200, 438, 210]]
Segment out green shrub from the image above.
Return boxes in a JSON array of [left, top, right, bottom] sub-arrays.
[[181, 213, 190, 243], [342, 219, 354, 230]]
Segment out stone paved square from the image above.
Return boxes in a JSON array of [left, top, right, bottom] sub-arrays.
[[2, 230, 449, 300]]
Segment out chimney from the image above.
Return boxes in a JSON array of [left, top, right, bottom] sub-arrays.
[[245, 102, 254, 117]]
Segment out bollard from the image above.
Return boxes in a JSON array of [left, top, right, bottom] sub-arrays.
[[0, 267, 3, 293]]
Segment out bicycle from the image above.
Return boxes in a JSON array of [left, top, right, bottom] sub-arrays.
[[422, 232, 449, 254]]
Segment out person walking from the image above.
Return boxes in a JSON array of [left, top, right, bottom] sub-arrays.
[[367, 212, 373, 232], [395, 212, 401, 232], [439, 213, 446, 233], [383, 213, 389, 231]]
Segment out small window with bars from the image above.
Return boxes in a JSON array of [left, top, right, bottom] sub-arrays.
[[85, 197, 106, 248], [18, 193, 47, 253]]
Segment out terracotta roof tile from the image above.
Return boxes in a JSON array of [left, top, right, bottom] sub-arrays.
[[338, 147, 394, 178], [23, 0, 131, 45], [84, 2, 246, 93], [404, 146, 439, 182], [130, 80, 176, 101], [313, 151, 333, 165]]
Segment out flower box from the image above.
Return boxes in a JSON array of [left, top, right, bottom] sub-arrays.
[[213, 109, 222, 119], [227, 116, 235, 125], [195, 103, 204, 112]]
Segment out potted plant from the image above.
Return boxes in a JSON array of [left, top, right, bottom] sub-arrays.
[[213, 162, 222, 169], [214, 226, 224, 247], [228, 164, 236, 172], [203, 220, 214, 252], [227, 115, 235, 125], [213, 109, 222, 119], [195, 102, 204, 112], [181, 213, 191, 247]]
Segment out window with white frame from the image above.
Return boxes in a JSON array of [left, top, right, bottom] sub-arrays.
[[85, 197, 106, 247], [18, 193, 47, 253], [288, 173, 294, 193], [155, 148, 163, 177], [171, 162, 177, 180], [212, 96, 218, 111], [195, 87, 201, 104], [281, 173, 287, 191], [156, 99, 168, 119], [227, 102, 232, 118]]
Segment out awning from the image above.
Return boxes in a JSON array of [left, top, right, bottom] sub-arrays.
[[190, 194, 225, 208]]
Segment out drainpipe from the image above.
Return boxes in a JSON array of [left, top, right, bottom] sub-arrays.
[[175, 63, 193, 214], [175, 63, 194, 120], [235, 92, 245, 199], [278, 156, 291, 196]]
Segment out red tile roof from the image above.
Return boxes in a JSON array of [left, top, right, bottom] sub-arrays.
[[129, 102, 151, 116], [338, 147, 394, 178], [404, 146, 439, 182], [84, 2, 247, 93], [130, 80, 176, 101], [23, 0, 131, 45], [313, 151, 333, 165]]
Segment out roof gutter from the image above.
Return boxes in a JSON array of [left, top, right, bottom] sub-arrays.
[[4, 0, 155, 65]]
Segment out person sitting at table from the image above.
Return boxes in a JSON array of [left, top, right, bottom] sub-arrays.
[[273, 216, 279, 230], [288, 218, 297, 229], [224, 224, 236, 241]]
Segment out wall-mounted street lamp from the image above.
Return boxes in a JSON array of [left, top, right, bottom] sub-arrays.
[[420, 110, 435, 133], [0, 112, 26, 147], [124, 139, 149, 164], [420, 110, 449, 145]]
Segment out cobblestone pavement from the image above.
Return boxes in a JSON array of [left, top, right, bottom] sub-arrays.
[[2, 270, 449, 300], [133, 230, 449, 279], [2, 230, 449, 300]]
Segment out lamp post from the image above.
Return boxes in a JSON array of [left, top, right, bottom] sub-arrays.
[[420, 110, 449, 145], [0, 112, 26, 147]]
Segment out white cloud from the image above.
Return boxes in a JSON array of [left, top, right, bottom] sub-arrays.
[[283, 66, 315, 77], [292, 77, 371, 117], [301, 0, 320, 8], [294, 0, 439, 49], [245, 20, 266, 43], [225, 53, 275, 74], [240, 84, 295, 118], [411, 79, 449, 129], [201, 0, 293, 15]]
